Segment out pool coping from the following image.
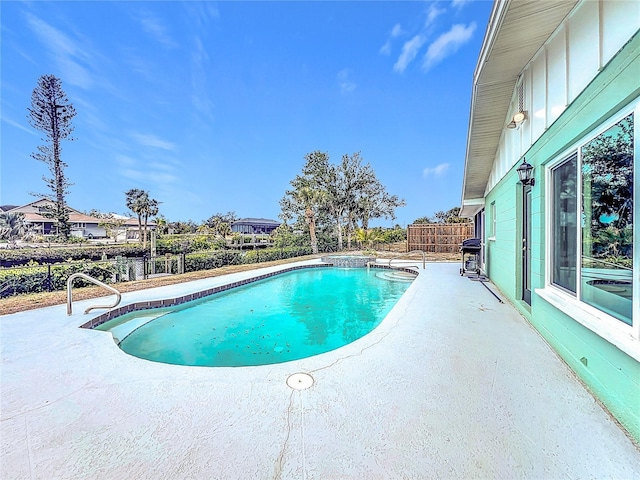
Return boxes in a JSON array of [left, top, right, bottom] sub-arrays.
[[80, 263, 418, 330]]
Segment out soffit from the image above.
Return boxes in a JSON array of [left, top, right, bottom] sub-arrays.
[[461, 0, 579, 203]]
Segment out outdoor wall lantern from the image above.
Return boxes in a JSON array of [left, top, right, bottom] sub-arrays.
[[506, 111, 527, 129], [516, 157, 535, 186]]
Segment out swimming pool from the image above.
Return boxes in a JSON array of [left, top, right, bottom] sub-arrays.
[[94, 266, 415, 367]]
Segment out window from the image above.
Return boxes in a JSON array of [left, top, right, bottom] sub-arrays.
[[489, 202, 496, 239], [549, 113, 634, 326], [551, 155, 577, 293], [581, 114, 633, 325]]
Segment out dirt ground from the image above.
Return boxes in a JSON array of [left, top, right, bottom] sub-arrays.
[[0, 251, 459, 316]]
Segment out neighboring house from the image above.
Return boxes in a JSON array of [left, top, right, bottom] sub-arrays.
[[460, 0, 639, 441], [231, 218, 281, 235], [7, 200, 154, 240], [8, 199, 107, 238]]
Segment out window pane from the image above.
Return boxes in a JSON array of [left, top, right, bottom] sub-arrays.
[[581, 114, 634, 325], [552, 155, 577, 293]]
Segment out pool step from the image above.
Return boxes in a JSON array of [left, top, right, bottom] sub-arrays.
[[375, 271, 415, 283]]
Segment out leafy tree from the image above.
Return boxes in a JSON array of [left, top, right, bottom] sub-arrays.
[[271, 223, 295, 248], [218, 222, 232, 238], [281, 150, 404, 252], [94, 213, 126, 243], [168, 220, 198, 234], [28, 75, 77, 240], [154, 215, 169, 235], [413, 207, 469, 225], [204, 212, 238, 235]]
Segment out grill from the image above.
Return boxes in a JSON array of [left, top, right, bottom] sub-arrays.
[[460, 238, 481, 276]]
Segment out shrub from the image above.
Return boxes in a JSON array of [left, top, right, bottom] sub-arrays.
[[184, 250, 243, 272], [0, 260, 116, 297], [156, 234, 225, 254], [242, 246, 312, 264], [0, 244, 146, 267]]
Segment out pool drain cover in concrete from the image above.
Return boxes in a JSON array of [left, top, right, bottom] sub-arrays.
[[287, 373, 314, 390]]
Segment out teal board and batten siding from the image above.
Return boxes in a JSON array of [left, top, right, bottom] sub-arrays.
[[485, 31, 640, 440]]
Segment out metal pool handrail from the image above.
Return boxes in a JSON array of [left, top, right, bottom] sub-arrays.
[[67, 273, 122, 315], [385, 250, 426, 269]]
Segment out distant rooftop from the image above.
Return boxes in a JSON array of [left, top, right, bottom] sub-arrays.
[[232, 218, 280, 226]]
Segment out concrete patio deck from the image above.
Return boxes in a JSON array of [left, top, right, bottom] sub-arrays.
[[1, 260, 639, 479]]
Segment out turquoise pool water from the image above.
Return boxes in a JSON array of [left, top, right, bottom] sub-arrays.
[[97, 267, 413, 367]]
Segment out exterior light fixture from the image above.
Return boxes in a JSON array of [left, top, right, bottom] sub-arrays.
[[516, 157, 535, 186], [512, 111, 527, 124], [506, 111, 527, 130]]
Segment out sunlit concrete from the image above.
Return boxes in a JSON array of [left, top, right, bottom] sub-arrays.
[[2, 260, 639, 478]]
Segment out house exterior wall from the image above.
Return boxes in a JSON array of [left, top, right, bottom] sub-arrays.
[[486, 0, 639, 197], [484, 26, 640, 440]]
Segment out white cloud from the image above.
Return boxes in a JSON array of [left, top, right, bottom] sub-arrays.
[[380, 23, 403, 56], [2, 116, 36, 135], [130, 132, 177, 151], [452, 0, 471, 10], [337, 69, 356, 94], [115, 154, 137, 167], [184, 1, 220, 29], [422, 22, 476, 71], [423, 163, 450, 178], [24, 13, 94, 89], [426, 4, 446, 27], [136, 10, 178, 48], [393, 34, 426, 73]]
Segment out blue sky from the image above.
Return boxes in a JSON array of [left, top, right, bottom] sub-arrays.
[[1, 0, 492, 227]]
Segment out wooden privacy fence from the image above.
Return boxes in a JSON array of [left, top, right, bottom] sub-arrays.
[[407, 223, 474, 253]]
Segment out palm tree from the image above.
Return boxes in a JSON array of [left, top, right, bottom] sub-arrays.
[[0, 212, 31, 247], [218, 222, 232, 238], [141, 198, 159, 249], [125, 189, 147, 245], [297, 186, 324, 254], [125, 189, 159, 248], [354, 227, 380, 250]]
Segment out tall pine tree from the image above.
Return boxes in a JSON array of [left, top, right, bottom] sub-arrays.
[[28, 74, 76, 240]]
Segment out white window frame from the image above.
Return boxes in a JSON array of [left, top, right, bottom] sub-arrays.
[[488, 202, 496, 241], [539, 100, 639, 361]]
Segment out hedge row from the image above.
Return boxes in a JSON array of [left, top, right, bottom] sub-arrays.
[[0, 245, 146, 267], [0, 246, 313, 298], [0, 261, 117, 297], [184, 246, 312, 272], [157, 234, 226, 254]]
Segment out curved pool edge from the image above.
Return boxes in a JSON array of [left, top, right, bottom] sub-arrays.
[[80, 261, 419, 331]]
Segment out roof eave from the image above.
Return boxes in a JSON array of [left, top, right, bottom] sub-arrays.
[[461, 0, 578, 206]]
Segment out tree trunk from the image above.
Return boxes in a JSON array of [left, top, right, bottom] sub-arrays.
[[336, 222, 343, 251], [143, 214, 148, 249], [306, 207, 318, 254], [137, 216, 143, 246]]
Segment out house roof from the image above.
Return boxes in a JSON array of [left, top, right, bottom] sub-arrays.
[[6, 200, 153, 227], [232, 218, 281, 226], [8, 199, 83, 215], [460, 0, 578, 216]]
